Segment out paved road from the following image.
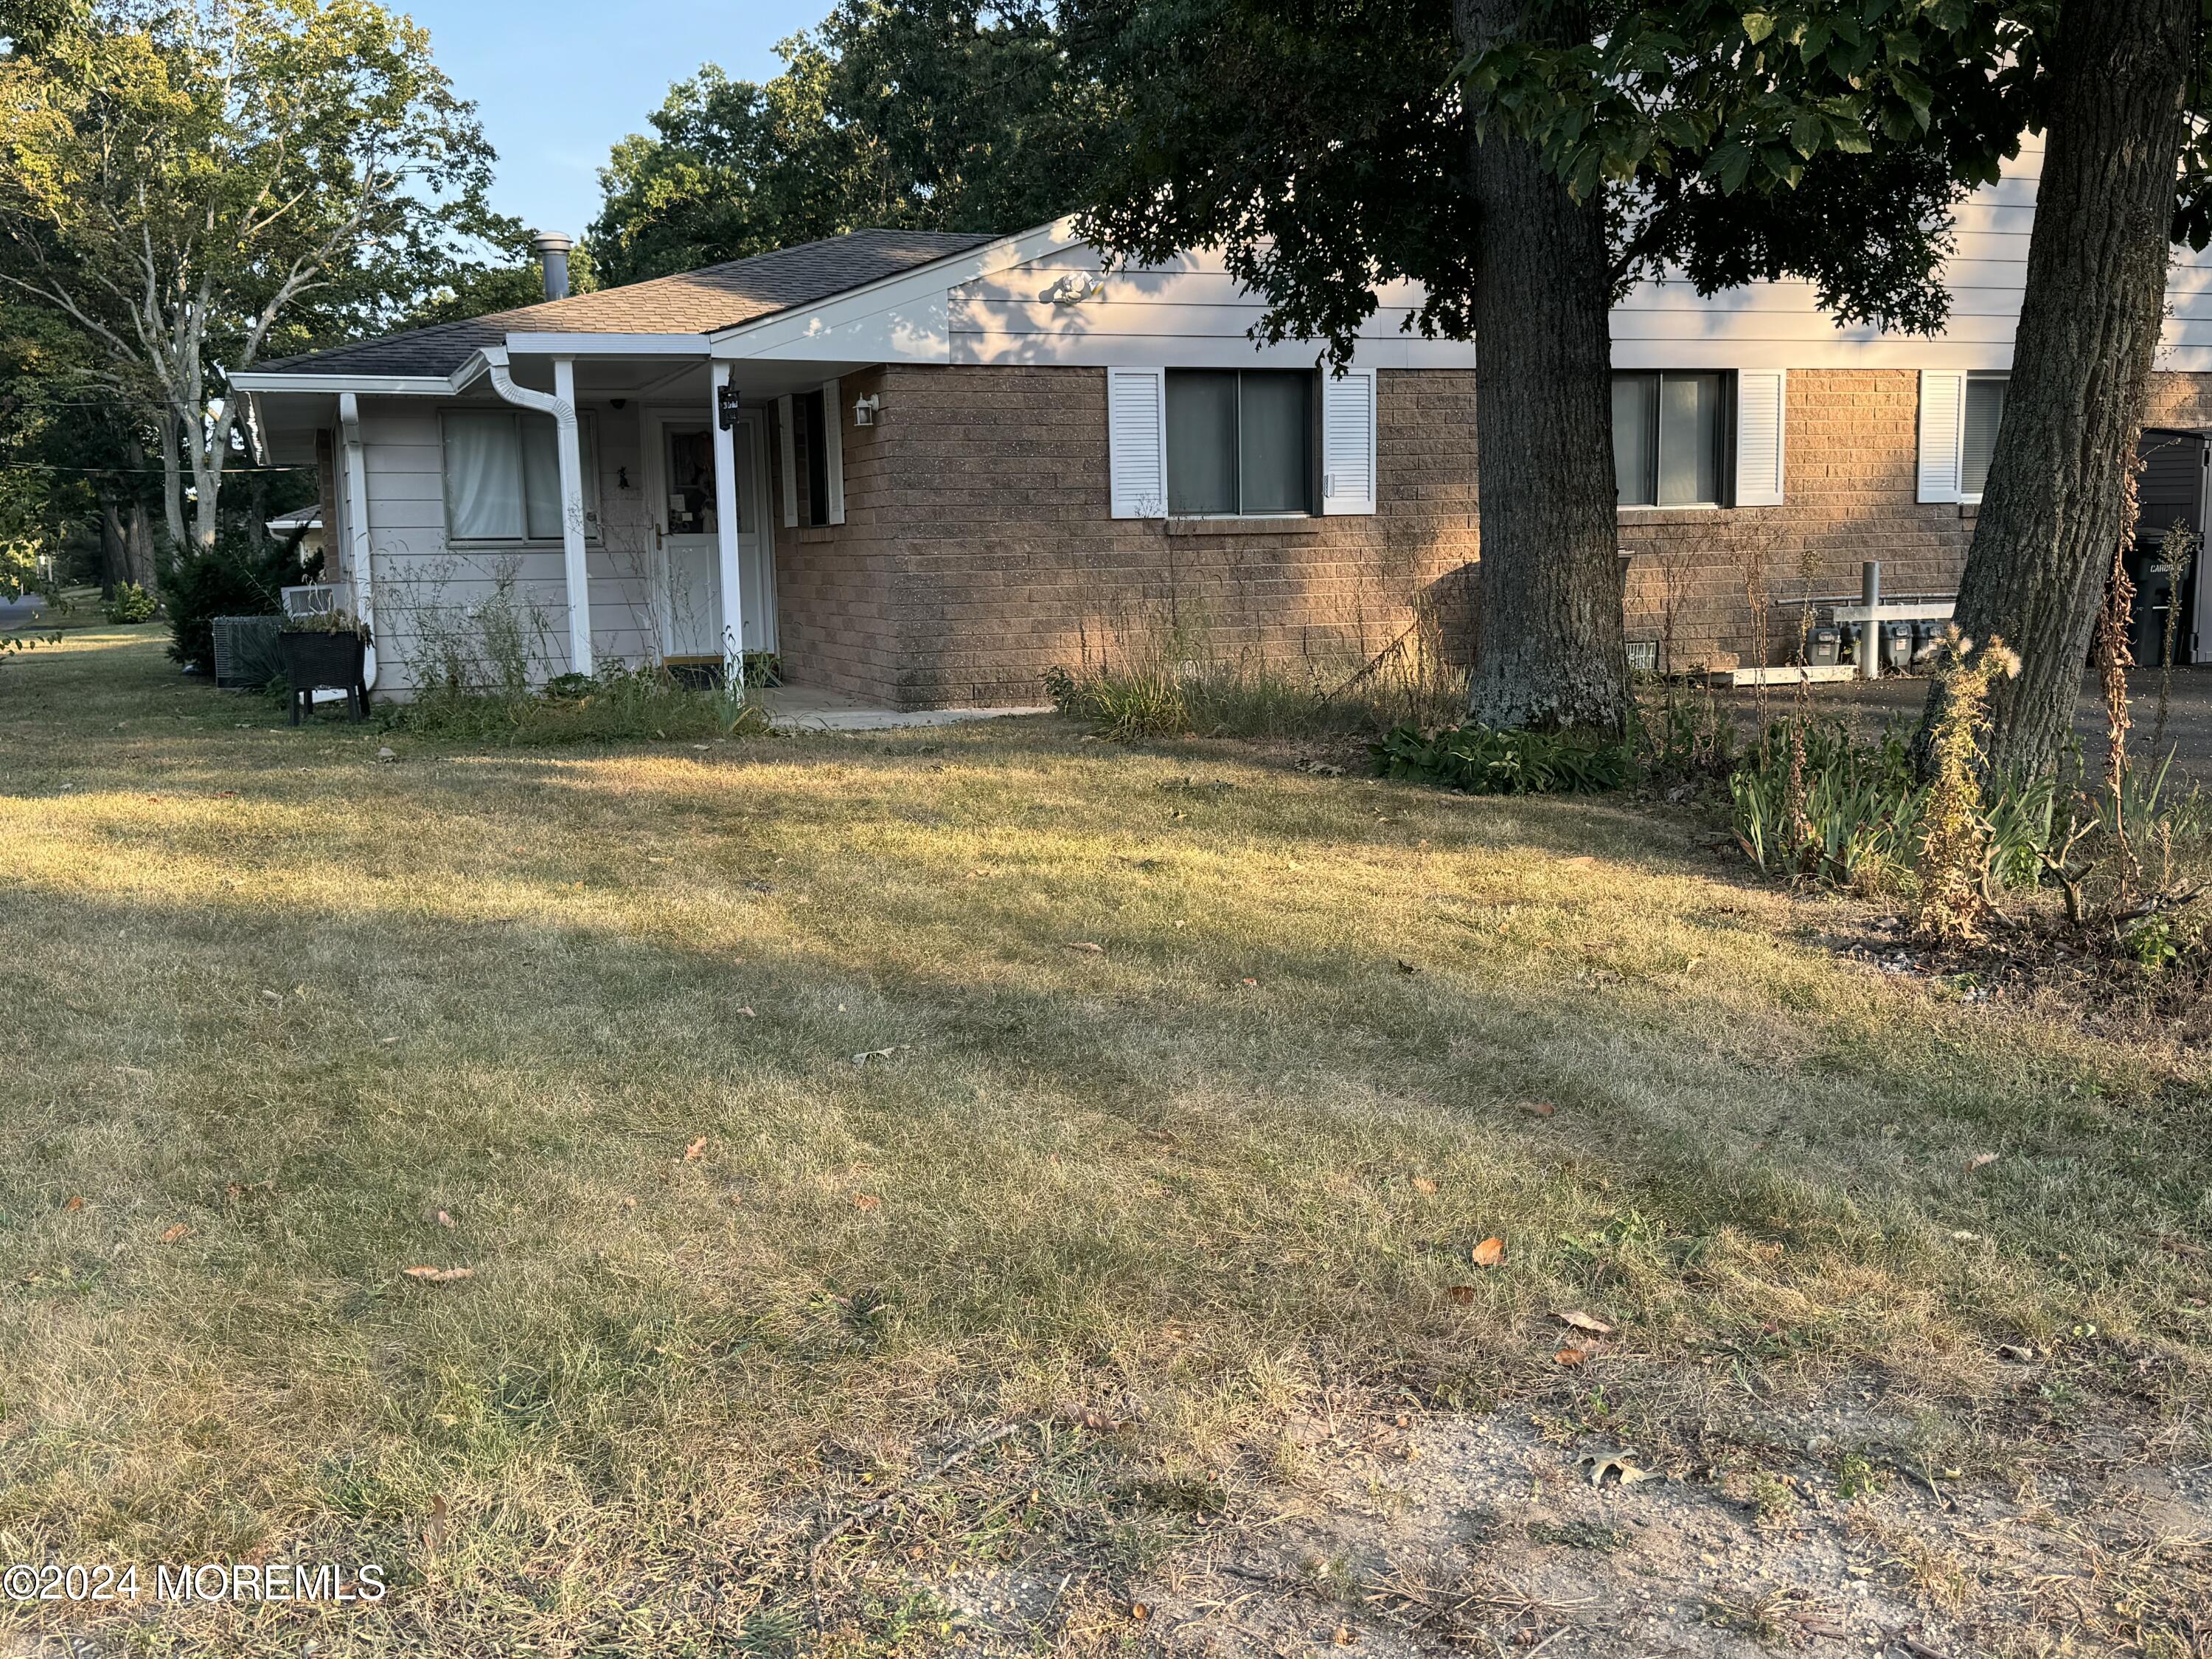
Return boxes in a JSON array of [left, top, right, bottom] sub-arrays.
[[1711, 666, 2212, 787], [0, 593, 46, 630]]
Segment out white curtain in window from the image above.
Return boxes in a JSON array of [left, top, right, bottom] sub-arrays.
[[1658, 373, 1722, 506], [445, 412, 523, 540]]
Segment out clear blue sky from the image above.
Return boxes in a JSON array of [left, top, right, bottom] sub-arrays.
[[400, 0, 827, 240]]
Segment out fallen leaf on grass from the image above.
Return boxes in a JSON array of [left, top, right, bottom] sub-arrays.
[[1411, 1177, 1436, 1194], [423, 1494, 448, 1552], [403, 1266, 473, 1284], [1447, 1285, 1477, 1306], [1517, 1100, 1556, 1119], [159, 1224, 189, 1244], [1554, 1347, 1588, 1366], [1471, 1237, 1505, 1267], [62, 1196, 83, 1213], [1966, 1152, 1998, 1171], [1055, 1402, 1126, 1432], [737, 1006, 757, 1018], [852, 1046, 904, 1065], [1239, 977, 1259, 987], [1554, 1309, 1615, 1335], [684, 1136, 709, 1162], [851, 1194, 883, 1211], [1065, 941, 1105, 954], [1332, 1627, 1356, 1646]]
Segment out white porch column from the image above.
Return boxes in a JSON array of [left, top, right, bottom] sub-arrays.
[[336, 392, 377, 689], [550, 356, 592, 677], [485, 348, 593, 678], [710, 362, 746, 689]]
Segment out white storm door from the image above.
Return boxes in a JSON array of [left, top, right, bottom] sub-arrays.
[[653, 417, 723, 658]]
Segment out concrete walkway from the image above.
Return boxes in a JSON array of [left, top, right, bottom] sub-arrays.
[[751, 685, 1053, 733]]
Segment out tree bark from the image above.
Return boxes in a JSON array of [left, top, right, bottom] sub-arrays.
[[1931, 0, 2196, 780], [1453, 0, 1627, 734], [99, 502, 130, 594]]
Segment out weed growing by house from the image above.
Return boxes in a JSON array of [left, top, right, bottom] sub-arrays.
[[390, 661, 771, 745], [1916, 629, 2023, 939], [100, 581, 157, 623], [1046, 611, 1469, 742]]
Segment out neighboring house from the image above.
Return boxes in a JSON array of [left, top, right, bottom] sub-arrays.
[[263, 505, 324, 563], [231, 136, 2212, 706]]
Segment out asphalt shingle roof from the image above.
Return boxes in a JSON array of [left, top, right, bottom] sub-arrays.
[[256, 229, 1001, 378]]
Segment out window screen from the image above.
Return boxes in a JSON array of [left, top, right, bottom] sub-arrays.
[[1165, 369, 1312, 515], [1613, 372, 1729, 507], [1961, 375, 2007, 498]]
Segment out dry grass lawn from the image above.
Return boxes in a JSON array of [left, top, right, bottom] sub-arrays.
[[0, 627, 2207, 1656]]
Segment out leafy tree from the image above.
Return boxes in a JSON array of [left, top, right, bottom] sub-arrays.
[[1473, 1, 2212, 779], [403, 222, 599, 329], [0, 0, 501, 560], [1066, 0, 1985, 731], [591, 0, 1103, 286]]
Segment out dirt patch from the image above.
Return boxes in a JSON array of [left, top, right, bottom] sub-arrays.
[[1092, 1408, 2212, 1659]]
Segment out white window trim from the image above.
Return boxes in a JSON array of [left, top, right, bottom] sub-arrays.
[[440, 408, 603, 546]]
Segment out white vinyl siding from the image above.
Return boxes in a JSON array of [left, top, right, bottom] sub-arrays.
[[1733, 369, 1787, 506], [1321, 370, 1377, 515], [1107, 366, 1167, 518], [1917, 371, 1966, 502]]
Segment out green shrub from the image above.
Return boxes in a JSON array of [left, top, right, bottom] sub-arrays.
[[164, 538, 320, 675], [1372, 722, 1634, 795], [388, 662, 771, 746], [102, 582, 157, 623]]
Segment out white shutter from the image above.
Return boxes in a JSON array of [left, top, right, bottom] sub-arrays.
[[1733, 369, 1787, 507], [1106, 366, 1166, 518], [1321, 369, 1377, 515], [821, 378, 845, 525], [777, 394, 799, 526], [1917, 371, 1965, 503]]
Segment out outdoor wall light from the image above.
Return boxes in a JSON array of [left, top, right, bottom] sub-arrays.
[[853, 394, 881, 427]]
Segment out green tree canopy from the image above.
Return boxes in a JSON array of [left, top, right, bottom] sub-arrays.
[[0, 0, 502, 556], [591, 0, 1104, 287]]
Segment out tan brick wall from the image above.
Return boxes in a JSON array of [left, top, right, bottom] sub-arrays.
[[766, 363, 2212, 702], [771, 364, 1481, 709], [1618, 369, 1976, 672]]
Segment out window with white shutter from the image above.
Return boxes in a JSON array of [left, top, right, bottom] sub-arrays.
[[1733, 369, 1786, 507], [1321, 369, 1377, 515], [1107, 367, 1166, 518], [1917, 371, 1965, 503]]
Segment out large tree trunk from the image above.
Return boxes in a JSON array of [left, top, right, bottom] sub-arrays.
[[98, 502, 131, 594], [1453, 0, 1627, 734], [1932, 0, 2196, 780]]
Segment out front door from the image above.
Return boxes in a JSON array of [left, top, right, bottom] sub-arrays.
[[654, 413, 773, 661]]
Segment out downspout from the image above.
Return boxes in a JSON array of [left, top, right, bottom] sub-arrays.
[[338, 392, 378, 690], [482, 347, 593, 678]]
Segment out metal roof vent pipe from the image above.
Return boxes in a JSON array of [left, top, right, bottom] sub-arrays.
[[530, 232, 574, 301]]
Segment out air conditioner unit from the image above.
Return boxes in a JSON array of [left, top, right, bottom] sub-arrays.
[[282, 584, 337, 619]]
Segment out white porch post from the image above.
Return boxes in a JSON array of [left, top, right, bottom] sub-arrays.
[[550, 356, 592, 678], [484, 347, 593, 678], [710, 362, 747, 689]]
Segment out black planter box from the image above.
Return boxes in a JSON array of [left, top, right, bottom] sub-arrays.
[[279, 630, 368, 723]]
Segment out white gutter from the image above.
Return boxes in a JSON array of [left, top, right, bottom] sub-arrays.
[[481, 346, 593, 677], [337, 392, 379, 690], [229, 369, 466, 396]]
